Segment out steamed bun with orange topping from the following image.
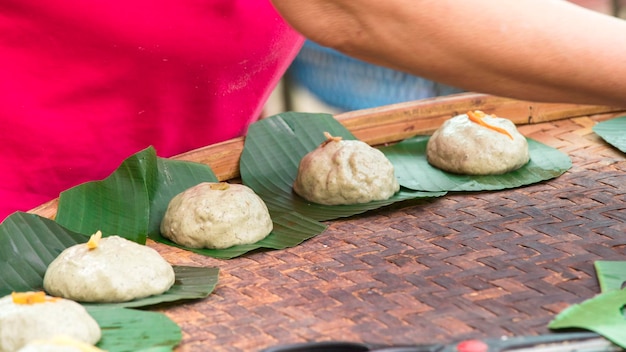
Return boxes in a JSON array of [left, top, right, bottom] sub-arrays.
[[293, 132, 400, 205], [43, 232, 175, 303], [0, 292, 101, 352], [426, 111, 529, 175]]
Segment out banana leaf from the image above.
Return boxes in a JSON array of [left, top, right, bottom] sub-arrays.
[[55, 146, 218, 244], [594, 261, 626, 293], [593, 116, 626, 153], [82, 266, 219, 308], [0, 212, 219, 307], [240, 112, 446, 222], [52, 146, 327, 258], [0, 212, 85, 294], [150, 211, 327, 260], [548, 288, 626, 348], [380, 135, 572, 192], [87, 306, 181, 352]]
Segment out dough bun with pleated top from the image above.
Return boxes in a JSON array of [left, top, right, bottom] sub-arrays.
[[293, 132, 400, 205]]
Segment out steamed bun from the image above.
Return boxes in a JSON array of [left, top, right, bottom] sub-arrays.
[[17, 336, 104, 352], [293, 133, 400, 205], [160, 182, 273, 249], [44, 233, 175, 303], [426, 111, 529, 175], [0, 292, 101, 352]]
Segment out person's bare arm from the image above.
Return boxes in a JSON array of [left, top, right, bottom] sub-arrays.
[[271, 0, 626, 106]]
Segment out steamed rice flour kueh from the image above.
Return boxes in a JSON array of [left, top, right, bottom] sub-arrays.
[[160, 182, 273, 249], [44, 231, 175, 303], [426, 110, 530, 175], [293, 132, 400, 205], [0, 292, 101, 352], [16, 336, 104, 352]]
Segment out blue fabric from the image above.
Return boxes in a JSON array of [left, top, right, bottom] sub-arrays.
[[289, 41, 464, 111]]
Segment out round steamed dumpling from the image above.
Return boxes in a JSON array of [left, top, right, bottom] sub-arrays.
[[17, 336, 104, 352], [426, 111, 529, 175], [293, 133, 400, 205], [160, 182, 273, 249], [0, 292, 101, 352], [43, 234, 175, 303]]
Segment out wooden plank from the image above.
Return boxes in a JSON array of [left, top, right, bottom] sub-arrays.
[[336, 93, 626, 145], [174, 137, 245, 182], [27, 92, 626, 219], [167, 93, 626, 180]]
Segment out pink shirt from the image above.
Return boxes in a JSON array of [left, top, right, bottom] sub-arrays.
[[0, 0, 303, 220]]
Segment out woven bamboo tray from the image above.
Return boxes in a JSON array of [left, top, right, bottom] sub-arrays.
[[30, 93, 626, 352]]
